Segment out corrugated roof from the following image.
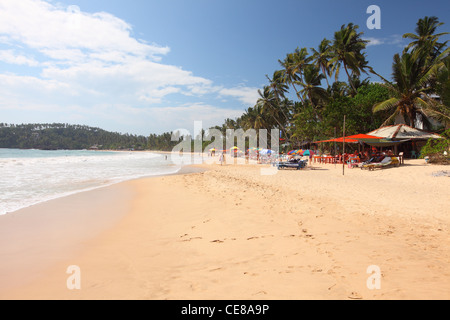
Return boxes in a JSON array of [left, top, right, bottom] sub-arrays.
[[368, 124, 443, 140]]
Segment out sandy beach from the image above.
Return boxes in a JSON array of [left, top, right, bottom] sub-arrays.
[[1, 159, 449, 300]]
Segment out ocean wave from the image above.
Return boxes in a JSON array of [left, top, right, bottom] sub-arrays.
[[0, 150, 180, 215]]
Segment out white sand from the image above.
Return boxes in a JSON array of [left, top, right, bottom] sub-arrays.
[[1, 159, 449, 300]]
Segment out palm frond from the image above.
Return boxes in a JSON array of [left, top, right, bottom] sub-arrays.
[[373, 98, 400, 113], [381, 109, 401, 127], [403, 33, 420, 40]]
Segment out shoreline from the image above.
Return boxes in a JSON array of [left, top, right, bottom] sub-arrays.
[[0, 149, 206, 217], [0, 163, 205, 294], [1, 159, 449, 299]]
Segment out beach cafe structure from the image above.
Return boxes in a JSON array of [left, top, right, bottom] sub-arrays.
[[311, 124, 443, 164], [366, 124, 444, 158]]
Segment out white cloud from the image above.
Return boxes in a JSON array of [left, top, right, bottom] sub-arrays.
[[365, 37, 384, 47], [0, 50, 39, 66], [219, 86, 259, 106], [0, 0, 253, 134], [0, 0, 206, 101], [0, 73, 70, 94], [0, 0, 169, 60], [365, 35, 405, 48]]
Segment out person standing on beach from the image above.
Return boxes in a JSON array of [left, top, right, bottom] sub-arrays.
[[219, 152, 224, 166]]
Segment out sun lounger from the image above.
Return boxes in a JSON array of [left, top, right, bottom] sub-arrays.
[[361, 157, 400, 171], [277, 160, 308, 170]]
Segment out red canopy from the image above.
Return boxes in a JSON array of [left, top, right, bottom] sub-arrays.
[[330, 137, 358, 143], [315, 137, 359, 143], [346, 134, 382, 140], [314, 134, 382, 144]]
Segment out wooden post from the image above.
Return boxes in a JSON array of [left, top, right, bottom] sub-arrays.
[[334, 127, 337, 168], [343, 116, 346, 176]]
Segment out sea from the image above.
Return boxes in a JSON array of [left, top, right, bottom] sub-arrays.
[[0, 149, 185, 215]]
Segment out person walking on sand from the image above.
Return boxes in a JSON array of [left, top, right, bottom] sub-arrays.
[[219, 152, 224, 166]]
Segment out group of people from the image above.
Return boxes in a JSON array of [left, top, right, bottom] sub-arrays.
[[334, 149, 395, 164]]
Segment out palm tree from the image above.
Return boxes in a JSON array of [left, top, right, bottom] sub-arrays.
[[241, 105, 268, 131], [328, 81, 351, 99], [297, 64, 329, 108], [437, 56, 450, 107], [330, 23, 370, 94], [349, 74, 370, 92], [291, 47, 312, 82], [373, 16, 450, 129], [256, 86, 290, 140], [373, 50, 450, 128], [266, 70, 291, 125], [279, 53, 304, 103], [266, 70, 289, 102], [423, 55, 450, 127], [403, 16, 449, 59], [311, 38, 332, 88]]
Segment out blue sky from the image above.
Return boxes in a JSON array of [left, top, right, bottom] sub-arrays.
[[0, 0, 448, 135]]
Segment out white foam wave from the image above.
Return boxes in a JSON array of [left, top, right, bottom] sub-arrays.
[[0, 151, 181, 215]]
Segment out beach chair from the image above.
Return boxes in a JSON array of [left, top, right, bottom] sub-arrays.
[[277, 160, 308, 170], [361, 157, 400, 171]]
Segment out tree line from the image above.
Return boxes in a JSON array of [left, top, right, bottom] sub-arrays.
[[0, 123, 146, 150], [212, 16, 450, 149], [0, 123, 186, 151]]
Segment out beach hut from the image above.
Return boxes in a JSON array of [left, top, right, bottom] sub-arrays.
[[368, 124, 443, 141], [367, 124, 443, 157]]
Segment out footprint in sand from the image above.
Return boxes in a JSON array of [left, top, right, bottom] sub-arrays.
[[211, 240, 224, 243], [348, 292, 363, 300], [181, 237, 203, 242]]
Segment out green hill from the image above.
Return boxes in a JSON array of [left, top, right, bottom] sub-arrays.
[[0, 123, 148, 150]]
